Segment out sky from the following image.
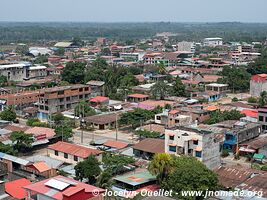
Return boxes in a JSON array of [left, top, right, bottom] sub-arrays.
[[0, 0, 267, 23]]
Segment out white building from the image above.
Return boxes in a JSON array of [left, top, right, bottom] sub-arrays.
[[0, 62, 31, 81], [203, 38, 223, 47], [165, 127, 221, 169]]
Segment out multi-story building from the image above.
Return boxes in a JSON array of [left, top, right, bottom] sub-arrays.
[[36, 84, 91, 121], [223, 121, 261, 152], [203, 38, 223, 47], [28, 65, 47, 79], [165, 126, 221, 169], [258, 106, 267, 131], [155, 109, 191, 128], [176, 41, 195, 53], [0, 62, 31, 81], [250, 74, 267, 97]]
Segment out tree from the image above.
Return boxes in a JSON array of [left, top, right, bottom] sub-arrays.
[[55, 125, 73, 141], [158, 63, 167, 75], [52, 113, 65, 126], [74, 101, 96, 117], [258, 91, 267, 107], [171, 76, 187, 97], [135, 129, 161, 138], [0, 143, 17, 155], [218, 66, 251, 92], [61, 62, 86, 84], [55, 47, 65, 56], [10, 131, 34, 152], [26, 118, 40, 126], [0, 106, 16, 121], [96, 170, 113, 189], [247, 48, 267, 75], [161, 156, 219, 200], [75, 155, 101, 184], [0, 75, 7, 86], [204, 110, 245, 125], [148, 153, 175, 183], [150, 81, 171, 100]]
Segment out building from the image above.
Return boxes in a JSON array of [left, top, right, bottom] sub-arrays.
[[24, 175, 105, 200], [203, 38, 223, 47], [28, 65, 47, 79], [4, 178, 31, 199], [258, 106, 267, 131], [155, 109, 190, 128], [176, 41, 195, 53], [36, 85, 91, 121], [120, 52, 145, 62], [165, 126, 221, 169], [89, 96, 109, 107], [133, 138, 165, 159], [205, 83, 229, 94], [47, 141, 102, 164], [0, 62, 31, 81], [223, 121, 261, 152], [86, 80, 105, 97], [84, 113, 117, 130], [127, 93, 149, 103], [250, 74, 267, 97]]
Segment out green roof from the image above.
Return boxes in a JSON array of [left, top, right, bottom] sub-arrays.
[[114, 171, 156, 186], [253, 153, 265, 160]]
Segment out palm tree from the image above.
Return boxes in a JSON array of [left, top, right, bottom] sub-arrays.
[[258, 91, 267, 107], [148, 153, 174, 183], [158, 63, 167, 75], [150, 81, 171, 100]]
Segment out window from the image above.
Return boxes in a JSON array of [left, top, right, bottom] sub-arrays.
[[64, 153, 68, 159], [169, 146, 176, 152], [55, 150, 58, 156], [259, 116, 264, 122], [156, 116, 161, 120], [74, 156, 78, 161], [193, 140, 198, 145], [195, 151, 202, 158], [169, 135, 174, 140]]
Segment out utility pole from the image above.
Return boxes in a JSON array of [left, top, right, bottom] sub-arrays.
[[115, 113, 118, 141]]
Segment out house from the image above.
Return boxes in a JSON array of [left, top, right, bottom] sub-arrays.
[[25, 126, 56, 140], [28, 65, 47, 79], [86, 80, 105, 97], [223, 121, 261, 153], [133, 138, 165, 159], [0, 62, 31, 81], [127, 93, 149, 103], [5, 178, 31, 199], [240, 109, 258, 123], [137, 100, 175, 110], [239, 135, 267, 157], [205, 83, 229, 94], [24, 175, 105, 200], [84, 113, 118, 130], [103, 140, 128, 150], [112, 171, 159, 198], [250, 74, 267, 97], [47, 141, 102, 164], [22, 161, 57, 178], [89, 96, 109, 107], [155, 109, 190, 128], [258, 106, 267, 131], [165, 126, 221, 169]]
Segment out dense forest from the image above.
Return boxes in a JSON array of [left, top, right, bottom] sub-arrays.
[[0, 22, 267, 44]]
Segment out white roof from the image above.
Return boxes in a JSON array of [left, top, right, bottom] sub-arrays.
[[204, 37, 223, 40], [45, 179, 70, 190], [0, 63, 30, 69], [29, 65, 47, 70], [54, 42, 73, 48], [207, 83, 228, 87]]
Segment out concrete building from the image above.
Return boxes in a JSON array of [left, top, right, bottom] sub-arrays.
[[47, 141, 102, 164], [120, 52, 145, 62], [176, 41, 195, 53], [84, 113, 117, 130], [86, 80, 105, 97], [28, 65, 47, 79], [205, 83, 229, 94], [155, 109, 191, 128], [258, 106, 267, 131], [203, 38, 223, 47], [0, 62, 31, 81], [223, 121, 261, 153], [165, 126, 221, 169], [36, 85, 90, 121], [127, 93, 149, 103], [250, 74, 267, 97]]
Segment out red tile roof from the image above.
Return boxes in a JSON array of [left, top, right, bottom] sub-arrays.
[[5, 178, 31, 199], [104, 140, 128, 149], [133, 138, 165, 154], [251, 74, 267, 82], [169, 109, 179, 115], [90, 96, 109, 103], [33, 161, 51, 173], [241, 109, 258, 118], [48, 141, 102, 158], [25, 127, 55, 139]]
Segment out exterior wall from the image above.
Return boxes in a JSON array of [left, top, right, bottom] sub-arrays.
[[165, 128, 220, 169], [47, 149, 102, 164], [258, 110, 267, 130], [87, 122, 115, 130], [28, 68, 47, 79], [37, 194, 54, 200], [250, 80, 267, 97], [0, 64, 29, 81]]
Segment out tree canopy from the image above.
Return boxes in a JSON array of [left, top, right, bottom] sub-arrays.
[[151, 81, 172, 100], [0, 106, 16, 121], [74, 101, 96, 117], [10, 131, 34, 152], [61, 61, 86, 84], [204, 110, 245, 125]]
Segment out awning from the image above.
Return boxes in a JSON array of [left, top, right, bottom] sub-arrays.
[[169, 144, 176, 147], [191, 137, 198, 141], [239, 147, 255, 153], [195, 147, 202, 151], [168, 134, 175, 136], [32, 139, 49, 146], [253, 153, 265, 160]]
